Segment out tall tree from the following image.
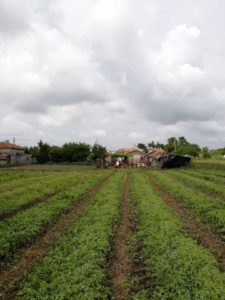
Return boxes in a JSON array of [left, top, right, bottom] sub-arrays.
[[90, 143, 107, 160], [36, 140, 50, 163], [137, 143, 148, 152]]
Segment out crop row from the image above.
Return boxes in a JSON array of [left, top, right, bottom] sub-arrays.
[[130, 171, 225, 299], [0, 172, 94, 217], [0, 171, 66, 193], [0, 171, 52, 185], [167, 170, 225, 199], [16, 171, 125, 299], [180, 169, 225, 185], [195, 161, 225, 171], [0, 171, 108, 265], [148, 171, 225, 237]]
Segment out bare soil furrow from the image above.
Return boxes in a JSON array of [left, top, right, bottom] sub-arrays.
[[148, 174, 225, 272], [0, 172, 113, 300], [109, 173, 135, 300]]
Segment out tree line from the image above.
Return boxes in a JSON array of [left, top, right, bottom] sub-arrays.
[[137, 136, 211, 158], [26, 140, 107, 164]]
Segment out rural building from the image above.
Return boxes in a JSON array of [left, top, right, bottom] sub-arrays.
[[115, 146, 146, 166], [0, 141, 32, 165], [144, 147, 167, 166]]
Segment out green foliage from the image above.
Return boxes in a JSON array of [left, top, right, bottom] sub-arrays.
[[149, 170, 225, 235], [61, 142, 91, 162], [49, 146, 63, 162], [130, 171, 225, 299], [17, 172, 124, 299], [36, 140, 50, 163], [27, 141, 107, 163], [90, 143, 107, 160], [164, 136, 201, 157], [0, 172, 85, 217], [202, 146, 211, 159], [0, 171, 107, 266], [137, 143, 148, 152]]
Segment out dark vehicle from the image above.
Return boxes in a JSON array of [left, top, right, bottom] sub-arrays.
[[162, 155, 191, 169]]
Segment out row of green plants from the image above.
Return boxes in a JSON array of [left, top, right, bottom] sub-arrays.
[[16, 172, 125, 299], [194, 160, 225, 171], [0, 172, 107, 266], [0, 171, 65, 193], [130, 171, 225, 299], [0, 172, 92, 217], [148, 171, 225, 237], [181, 169, 225, 184], [0, 171, 52, 184], [189, 165, 225, 178], [168, 170, 225, 199]]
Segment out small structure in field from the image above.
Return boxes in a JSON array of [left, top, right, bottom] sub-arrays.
[[114, 146, 146, 166], [162, 154, 191, 169], [0, 141, 32, 165], [144, 148, 168, 167]]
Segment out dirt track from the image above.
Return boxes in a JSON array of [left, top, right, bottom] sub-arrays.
[[109, 173, 135, 300]]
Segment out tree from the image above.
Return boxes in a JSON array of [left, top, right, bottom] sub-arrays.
[[178, 136, 188, 146], [49, 146, 63, 162], [90, 143, 107, 160], [61, 142, 91, 162], [36, 140, 50, 163], [148, 141, 155, 149], [137, 143, 148, 153], [202, 147, 211, 159], [165, 137, 178, 152]]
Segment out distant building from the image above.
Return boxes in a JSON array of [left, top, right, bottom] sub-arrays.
[[144, 148, 167, 166], [0, 141, 32, 165], [115, 146, 146, 166]]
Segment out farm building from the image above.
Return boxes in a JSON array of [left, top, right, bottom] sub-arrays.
[[115, 146, 146, 166], [0, 141, 32, 165], [144, 148, 168, 166]]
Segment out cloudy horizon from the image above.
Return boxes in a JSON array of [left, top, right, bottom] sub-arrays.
[[1, 0, 225, 150]]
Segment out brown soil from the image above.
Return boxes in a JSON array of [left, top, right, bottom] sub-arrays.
[[0, 172, 113, 300], [148, 174, 225, 271], [108, 173, 135, 300]]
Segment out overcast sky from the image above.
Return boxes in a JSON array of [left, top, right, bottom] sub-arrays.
[[1, 0, 225, 149]]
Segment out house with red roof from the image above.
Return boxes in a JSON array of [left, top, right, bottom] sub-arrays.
[[0, 141, 32, 165], [114, 146, 146, 166], [144, 147, 168, 166]]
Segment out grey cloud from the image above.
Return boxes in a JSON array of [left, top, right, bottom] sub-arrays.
[[1, 0, 225, 148]]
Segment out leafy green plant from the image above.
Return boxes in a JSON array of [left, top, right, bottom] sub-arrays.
[[16, 172, 125, 299], [130, 171, 225, 299], [0, 171, 107, 266]]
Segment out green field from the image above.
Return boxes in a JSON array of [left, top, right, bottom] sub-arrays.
[[1, 164, 225, 299]]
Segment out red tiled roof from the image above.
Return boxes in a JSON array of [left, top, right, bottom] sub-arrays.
[[0, 142, 24, 150], [116, 146, 144, 154], [147, 148, 165, 157]]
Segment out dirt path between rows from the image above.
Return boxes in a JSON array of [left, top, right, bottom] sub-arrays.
[[108, 173, 135, 300], [0, 172, 113, 300], [148, 174, 225, 272]]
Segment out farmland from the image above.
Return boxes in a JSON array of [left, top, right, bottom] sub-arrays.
[[1, 164, 225, 299]]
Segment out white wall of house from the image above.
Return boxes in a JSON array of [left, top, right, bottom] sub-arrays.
[[0, 149, 31, 165]]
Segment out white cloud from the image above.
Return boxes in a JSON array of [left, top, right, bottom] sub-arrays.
[[1, 1, 225, 148], [0, 114, 33, 136], [129, 131, 147, 140]]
